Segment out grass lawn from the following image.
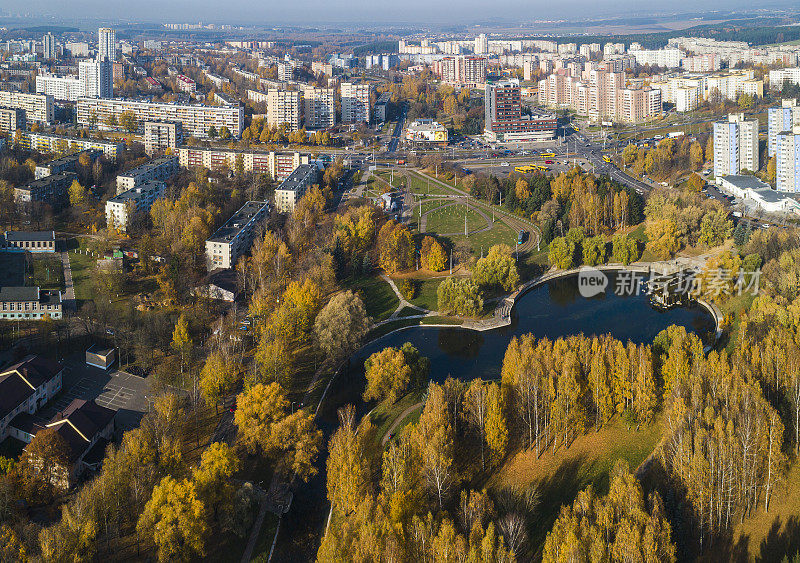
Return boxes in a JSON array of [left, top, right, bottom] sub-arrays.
[[30, 254, 64, 291], [447, 221, 518, 257], [487, 417, 663, 557], [407, 172, 454, 197], [408, 278, 444, 311], [395, 306, 425, 318], [425, 204, 487, 235], [67, 251, 97, 303], [368, 389, 424, 454], [344, 275, 398, 322]]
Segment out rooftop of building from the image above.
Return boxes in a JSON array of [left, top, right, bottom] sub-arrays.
[[46, 399, 116, 463], [109, 180, 166, 204], [118, 156, 178, 178], [4, 230, 55, 242], [275, 164, 318, 193], [19, 171, 77, 192], [720, 175, 772, 191], [207, 201, 270, 244], [406, 119, 447, 131], [36, 150, 102, 171]]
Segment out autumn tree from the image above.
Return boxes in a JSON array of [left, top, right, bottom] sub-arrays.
[[542, 461, 676, 562], [420, 236, 447, 272], [437, 276, 483, 316], [326, 405, 373, 516], [137, 476, 209, 562], [377, 220, 415, 273], [68, 180, 89, 208], [414, 383, 454, 509], [313, 290, 372, 362], [199, 350, 242, 411], [472, 244, 519, 291], [611, 233, 640, 265], [364, 343, 429, 404]]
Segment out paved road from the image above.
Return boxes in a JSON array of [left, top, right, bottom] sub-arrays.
[[387, 103, 407, 153]]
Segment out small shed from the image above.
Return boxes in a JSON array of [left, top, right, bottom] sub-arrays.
[[86, 344, 116, 370]]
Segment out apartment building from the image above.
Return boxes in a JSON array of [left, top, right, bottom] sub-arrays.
[[628, 48, 681, 68], [777, 127, 800, 193], [16, 131, 121, 160], [374, 92, 392, 123], [304, 88, 336, 129], [713, 113, 760, 178], [36, 60, 113, 101], [98, 27, 116, 62], [274, 164, 319, 213], [682, 54, 721, 72], [705, 70, 763, 101], [35, 150, 102, 179], [178, 146, 309, 181], [266, 89, 302, 130], [0, 91, 53, 124], [768, 99, 800, 157], [769, 68, 800, 91], [176, 74, 197, 94], [0, 107, 24, 134], [205, 201, 270, 270], [0, 287, 63, 321], [650, 76, 704, 112], [311, 61, 333, 77], [205, 72, 230, 89], [14, 172, 77, 208], [616, 87, 662, 124], [144, 120, 184, 155], [432, 56, 488, 86], [106, 180, 167, 231], [484, 79, 557, 142], [341, 82, 371, 124], [116, 155, 179, 194], [0, 356, 63, 440], [76, 98, 244, 138], [0, 231, 56, 252], [36, 73, 82, 101]]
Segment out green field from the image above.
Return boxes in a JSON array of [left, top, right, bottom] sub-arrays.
[[447, 221, 519, 257], [67, 251, 97, 303], [425, 204, 487, 235], [344, 275, 399, 322], [407, 172, 452, 196], [30, 254, 64, 291]]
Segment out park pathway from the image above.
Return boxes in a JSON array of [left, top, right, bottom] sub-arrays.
[[381, 402, 424, 447], [60, 251, 76, 311]]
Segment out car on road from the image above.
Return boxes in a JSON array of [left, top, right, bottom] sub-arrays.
[[500, 162, 510, 167], [545, 160, 554, 164]]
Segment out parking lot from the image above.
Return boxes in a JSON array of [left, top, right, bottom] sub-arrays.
[[38, 355, 154, 432]]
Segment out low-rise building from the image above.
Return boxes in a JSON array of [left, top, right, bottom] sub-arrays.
[[404, 119, 448, 147], [176, 74, 196, 94], [0, 286, 63, 320], [143, 120, 183, 156], [115, 155, 178, 194], [274, 164, 319, 213], [0, 231, 56, 252], [374, 92, 392, 123], [21, 399, 115, 489], [205, 201, 270, 270], [718, 175, 800, 214], [0, 356, 63, 441], [15, 131, 121, 160], [178, 146, 309, 181], [106, 180, 167, 231], [14, 171, 77, 207], [34, 150, 102, 179]]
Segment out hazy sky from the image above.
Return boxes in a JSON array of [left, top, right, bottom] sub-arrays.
[[3, 0, 796, 25]]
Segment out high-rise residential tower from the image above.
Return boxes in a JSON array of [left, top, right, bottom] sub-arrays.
[[713, 113, 759, 178]]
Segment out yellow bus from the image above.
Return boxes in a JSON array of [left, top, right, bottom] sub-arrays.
[[514, 165, 535, 173], [540, 152, 556, 158], [572, 124, 579, 131], [535, 164, 548, 171], [603, 155, 611, 163]]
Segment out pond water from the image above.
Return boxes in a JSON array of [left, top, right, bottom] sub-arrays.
[[346, 272, 716, 386]]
